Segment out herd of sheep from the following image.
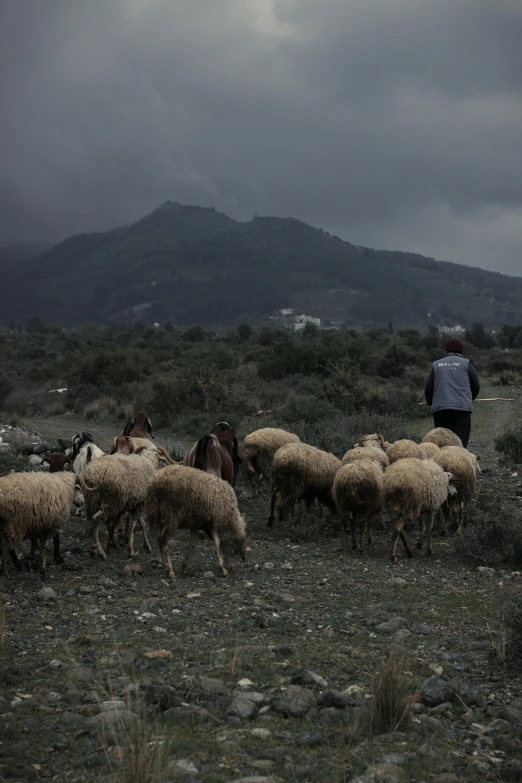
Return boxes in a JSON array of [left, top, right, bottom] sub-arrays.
[[0, 413, 478, 581]]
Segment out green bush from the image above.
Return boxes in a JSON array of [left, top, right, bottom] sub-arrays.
[[454, 492, 522, 568], [495, 427, 522, 464]]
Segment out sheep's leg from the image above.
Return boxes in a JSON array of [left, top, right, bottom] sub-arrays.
[[427, 510, 436, 555], [138, 516, 152, 552], [39, 537, 48, 579], [89, 516, 107, 560], [159, 530, 174, 579], [268, 484, 278, 528], [390, 516, 412, 563], [350, 517, 357, 550], [53, 532, 64, 565], [29, 535, 38, 561], [127, 517, 137, 558], [367, 515, 373, 546], [211, 530, 228, 577], [399, 525, 413, 558], [358, 519, 366, 556], [378, 508, 385, 530], [417, 513, 426, 550], [106, 518, 120, 550], [180, 529, 199, 575], [9, 549, 23, 571], [456, 503, 464, 536]]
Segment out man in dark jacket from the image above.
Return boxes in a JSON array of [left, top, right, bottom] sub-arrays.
[[424, 338, 480, 447]]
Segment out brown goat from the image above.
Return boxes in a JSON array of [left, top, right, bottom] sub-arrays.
[[185, 434, 235, 486], [43, 453, 71, 472], [122, 412, 154, 439], [211, 422, 242, 481]]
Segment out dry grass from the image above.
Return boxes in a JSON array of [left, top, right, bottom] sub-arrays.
[[107, 714, 173, 783], [84, 395, 118, 419], [123, 403, 135, 422], [369, 642, 411, 734]]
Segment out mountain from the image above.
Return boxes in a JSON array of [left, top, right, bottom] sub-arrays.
[[0, 240, 52, 268], [2, 202, 521, 328]]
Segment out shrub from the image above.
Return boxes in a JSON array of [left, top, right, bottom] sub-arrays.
[[505, 599, 522, 662], [84, 396, 118, 419], [495, 427, 522, 464], [279, 395, 338, 426], [454, 492, 522, 568]]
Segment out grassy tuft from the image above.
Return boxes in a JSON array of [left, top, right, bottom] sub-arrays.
[[369, 643, 411, 734]]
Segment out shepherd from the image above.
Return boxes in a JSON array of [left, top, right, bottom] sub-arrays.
[[424, 338, 480, 448]]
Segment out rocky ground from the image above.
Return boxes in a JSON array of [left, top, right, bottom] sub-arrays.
[[1, 387, 521, 783]]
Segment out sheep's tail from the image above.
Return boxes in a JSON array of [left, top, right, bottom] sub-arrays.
[[78, 473, 97, 494]]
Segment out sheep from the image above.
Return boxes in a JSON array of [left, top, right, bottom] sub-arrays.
[[73, 442, 105, 477], [384, 457, 456, 562], [0, 472, 76, 577], [268, 443, 341, 527], [358, 433, 387, 450], [433, 446, 477, 535], [419, 442, 440, 460], [122, 412, 154, 439], [243, 428, 301, 484], [342, 446, 389, 471], [145, 465, 248, 579], [80, 445, 173, 560], [43, 453, 71, 472], [422, 427, 463, 448], [333, 461, 384, 555], [386, 439, 423, 463]]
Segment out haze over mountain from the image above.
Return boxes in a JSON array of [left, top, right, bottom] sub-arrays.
[[2, 1, 522, 276], [2, 202, 521, 330]]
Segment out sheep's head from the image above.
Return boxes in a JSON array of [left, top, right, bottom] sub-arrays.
[[358, 433, 386, 450], [444, 471, 458, 497], [71, 431, 94, 458], [222, 533, 250, 570]]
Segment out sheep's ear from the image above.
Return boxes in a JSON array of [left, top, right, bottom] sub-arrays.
[[445, 471, 458, 484], [147, 417, 154, 438]]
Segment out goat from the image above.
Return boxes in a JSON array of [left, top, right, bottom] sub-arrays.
[[185, 434, 235, 487]]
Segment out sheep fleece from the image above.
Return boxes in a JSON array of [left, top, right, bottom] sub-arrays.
[[384, 457, 450, 517], [333, 461, 384, 518], [422, 427, 463, 448], [146, 465, 246, 542], [80, 454, 157, 519], [342, 446, 389, 470], [0, 472, 76, 549], [243, 427, 300, 477]]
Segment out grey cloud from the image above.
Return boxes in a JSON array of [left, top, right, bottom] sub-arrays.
[[1, 0, 522, 275]]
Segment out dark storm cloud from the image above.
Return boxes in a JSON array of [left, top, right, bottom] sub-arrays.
[[1, 0, 522, 274]]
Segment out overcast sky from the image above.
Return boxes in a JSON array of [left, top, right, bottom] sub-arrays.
[[2, 0, 522, 275]]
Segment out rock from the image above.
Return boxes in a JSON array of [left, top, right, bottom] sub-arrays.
[[5, 764, 40, 779], [317, 691, 361, 709], [67, 666, 95, 685], [194, 676, 229, 696], [412, 624, 435, 635], [203, 571, 216, 579], [478, 566, 495, 576], [161, 706, 214, 725], [394, 629, 412, 642], [296, 732, 323, 746], [375, 617, 408, 634], [272, 685, 316, 717], [167, 758, 199, 777], [263, 562, 275, 570], [250, 728, 271, 739], [383, 754, 406, 765], [418, 714, 444, 733], [33, 443, 51, 455], [236, 678, 256, 691], [87, 709, 134, 728], [420, 677, 456, 707], [291, 668, 328, 688], [226, 692, 264, 720], [428, 664, 444, 676], [389, 578, 407, 587], [352, 762, 406, 783], [226, 778, 276, 783], [38, 587, 58, 602], [29, 454, 44, 465], [100, 699, 129, 713], [225, 715, 242, 727]]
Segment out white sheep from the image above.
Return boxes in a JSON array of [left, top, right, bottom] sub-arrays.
[[146, 465, 248, 579], [269, 442, 341, 527], [243, 428, 301, 484], [333, 461, 384, 555], [434, 446, 477, 535], [0, 472, 76, 577], [386, 439, 423, 463], [384, 457, 456, 562], [422, 428, 463, 448]]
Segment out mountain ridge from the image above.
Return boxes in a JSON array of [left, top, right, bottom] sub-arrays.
[[2, 201, 521, 328]]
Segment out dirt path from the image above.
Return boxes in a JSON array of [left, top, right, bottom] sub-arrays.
[[1, 387, 521, 782]]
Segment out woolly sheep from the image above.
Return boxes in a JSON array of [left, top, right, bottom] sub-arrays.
[[269, 443, 341, 527], [145, 465, 248, 579], [243, 428, 301, 483], [422, 427, 463, 448], [386, 439, 423, 463], [358, 433, 387, 450], [342, 446, 389, 471], [434, 446, 477, 535], [333, 461, 384, 555], [0, 472, 76, 577], [419, 442, 440, 460], [80, 447, 170, 560], [384, 457, 456, 562]]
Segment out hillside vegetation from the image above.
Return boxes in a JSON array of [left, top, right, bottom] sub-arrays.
[[2, 201, 522, 328]]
